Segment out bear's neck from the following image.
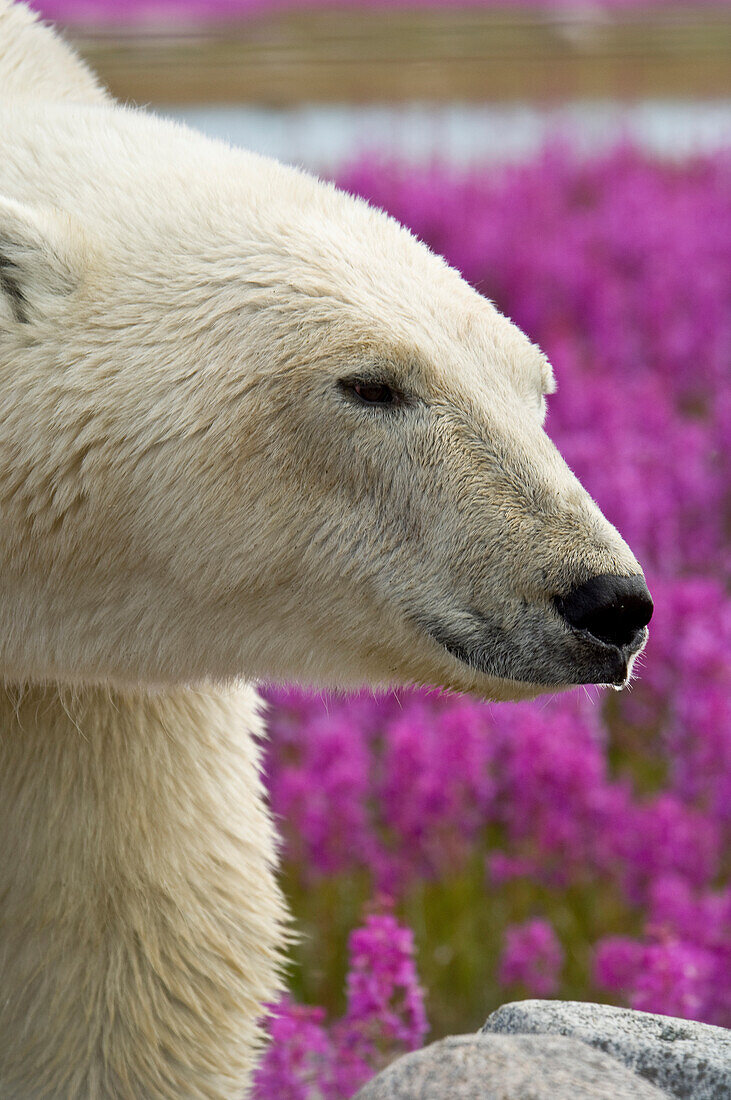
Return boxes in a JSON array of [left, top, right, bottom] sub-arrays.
[[0, 681, 285, 1099]]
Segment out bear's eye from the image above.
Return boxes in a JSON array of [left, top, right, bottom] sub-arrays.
[[340, 379, 400, 407], [355, 382, 394, 404]]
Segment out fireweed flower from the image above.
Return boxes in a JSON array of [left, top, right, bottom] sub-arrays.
[[252, 1000, 334, 1100], [252, 911, 427, 1100], [498, 918, 564, 996]]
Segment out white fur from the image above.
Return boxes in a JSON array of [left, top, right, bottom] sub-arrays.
[[0, 4, 646, 1096], [0, 0, 106, 102]]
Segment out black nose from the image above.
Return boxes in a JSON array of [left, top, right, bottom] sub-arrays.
[[555, 573, 653, 650]]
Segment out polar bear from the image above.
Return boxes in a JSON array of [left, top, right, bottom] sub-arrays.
[[0, 4, 652, 1097]]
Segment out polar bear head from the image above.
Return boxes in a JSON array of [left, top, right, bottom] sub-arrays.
[[0, 104, 652, 698]]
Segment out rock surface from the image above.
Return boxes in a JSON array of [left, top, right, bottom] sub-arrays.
[[483, 1000, 731, 1100], [354, 1033, 669, 1099]]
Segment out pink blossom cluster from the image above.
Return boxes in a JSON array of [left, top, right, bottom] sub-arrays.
[[498, 919, 564, 996], [596, 875, 731, 1023], [253, 911, 427, 1098], [253, 144, 730, 1099], [267, 686, 726, 898]]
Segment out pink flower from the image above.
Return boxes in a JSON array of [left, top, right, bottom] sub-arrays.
[[499, 919, 564, 996], [253, 909, 427, 1100]]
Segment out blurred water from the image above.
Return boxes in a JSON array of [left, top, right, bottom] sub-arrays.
[[162, 100, 731, 170]]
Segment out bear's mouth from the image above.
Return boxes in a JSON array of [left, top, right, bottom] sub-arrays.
[[417, 610, 647, 689]]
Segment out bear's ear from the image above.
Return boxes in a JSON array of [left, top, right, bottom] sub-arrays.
[[0, 195, 85, 325]]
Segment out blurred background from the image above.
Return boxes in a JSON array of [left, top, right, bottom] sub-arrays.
[[41, 1, 731, 166], [34, 1, 730, 1095]]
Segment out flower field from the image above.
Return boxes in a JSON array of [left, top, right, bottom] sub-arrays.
[[253, 146, 730, 1098]]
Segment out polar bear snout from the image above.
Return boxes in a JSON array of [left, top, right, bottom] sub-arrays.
[[554, 573, 653, 650], [551, 572, 653, 687]]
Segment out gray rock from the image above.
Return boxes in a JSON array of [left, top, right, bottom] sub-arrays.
[[483, 1000, 731, 1100], [354, 1033, 669, 1099]]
